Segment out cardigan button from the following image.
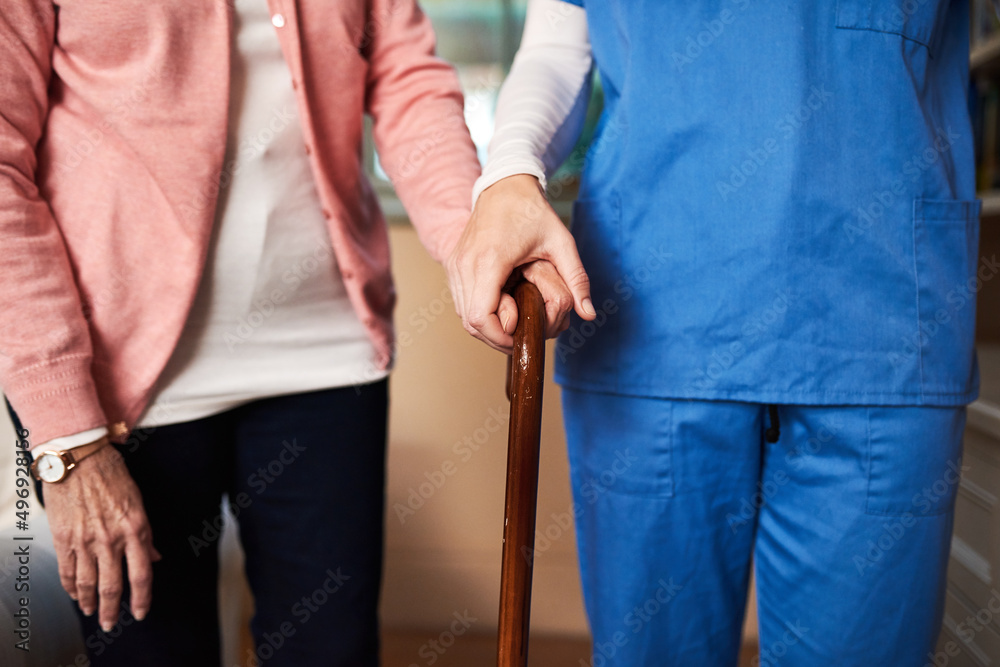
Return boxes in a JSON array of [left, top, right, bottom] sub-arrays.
[[271, 14, 286, 28]]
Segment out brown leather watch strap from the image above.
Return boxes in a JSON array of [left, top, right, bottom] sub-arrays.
[[63, 438, 110, 466]]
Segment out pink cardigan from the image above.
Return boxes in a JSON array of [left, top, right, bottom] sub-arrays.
[[0, 1, 480, 445]]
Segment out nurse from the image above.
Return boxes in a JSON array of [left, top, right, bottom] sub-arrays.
[[447, 0, 979, 664]]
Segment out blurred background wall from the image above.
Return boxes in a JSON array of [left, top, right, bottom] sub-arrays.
[[380, 225, 588, 637]]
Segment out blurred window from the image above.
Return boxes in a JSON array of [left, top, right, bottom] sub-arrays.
[[370, 0, 602, 210]]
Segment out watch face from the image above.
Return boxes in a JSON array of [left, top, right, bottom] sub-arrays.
[[35, 453, 67, 483]]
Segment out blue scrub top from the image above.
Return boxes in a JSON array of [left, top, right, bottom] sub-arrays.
[[554, 0, 980, 407]]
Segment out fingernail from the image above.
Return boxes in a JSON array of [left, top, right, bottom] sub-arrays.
[[582, 298, 596, 316], [101, 621, 114, 633], [133, 609, 147, 622], [502, 313, 510, 333], [81, 606, 94, 616]]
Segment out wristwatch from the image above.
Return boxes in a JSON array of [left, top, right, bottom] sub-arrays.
[[30, 439, 109, 483]]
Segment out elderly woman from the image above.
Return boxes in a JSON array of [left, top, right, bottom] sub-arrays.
[[0, 1, 478, 665]]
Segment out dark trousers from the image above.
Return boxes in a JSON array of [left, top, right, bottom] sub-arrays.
[[11, 381, 388, 667]]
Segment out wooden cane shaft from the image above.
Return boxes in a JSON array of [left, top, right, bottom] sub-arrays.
[[497, 281, 546, 667]]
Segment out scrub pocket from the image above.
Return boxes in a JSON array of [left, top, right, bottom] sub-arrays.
[[912, 198, 980, 396], [563, 389, 674, 499], [865, 405, 966, 517], [835, 0, 949, 49]]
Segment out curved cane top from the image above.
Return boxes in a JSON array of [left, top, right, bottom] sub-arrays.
[[506, 281, 545, 403]]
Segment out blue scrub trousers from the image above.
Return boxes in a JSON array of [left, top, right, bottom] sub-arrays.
[[562, 388, 965, 666]]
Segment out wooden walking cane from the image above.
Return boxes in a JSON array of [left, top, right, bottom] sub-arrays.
[[497, 280, 546, 667]]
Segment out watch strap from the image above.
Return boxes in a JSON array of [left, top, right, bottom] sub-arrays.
[[63, 438, 110, 467]]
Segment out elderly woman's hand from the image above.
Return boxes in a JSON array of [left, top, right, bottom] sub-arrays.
[[43, 439, 161, 632]]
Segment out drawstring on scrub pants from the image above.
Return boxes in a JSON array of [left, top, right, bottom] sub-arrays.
[[764, 404, 781, 443]]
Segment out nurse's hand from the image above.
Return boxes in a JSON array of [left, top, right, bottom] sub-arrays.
[[446, 174, 596, 354], [44, 439, 161, 633]]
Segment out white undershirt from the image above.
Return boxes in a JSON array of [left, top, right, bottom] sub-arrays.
[[472, 0, 592, 206], [134, 0, 385, 429]]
